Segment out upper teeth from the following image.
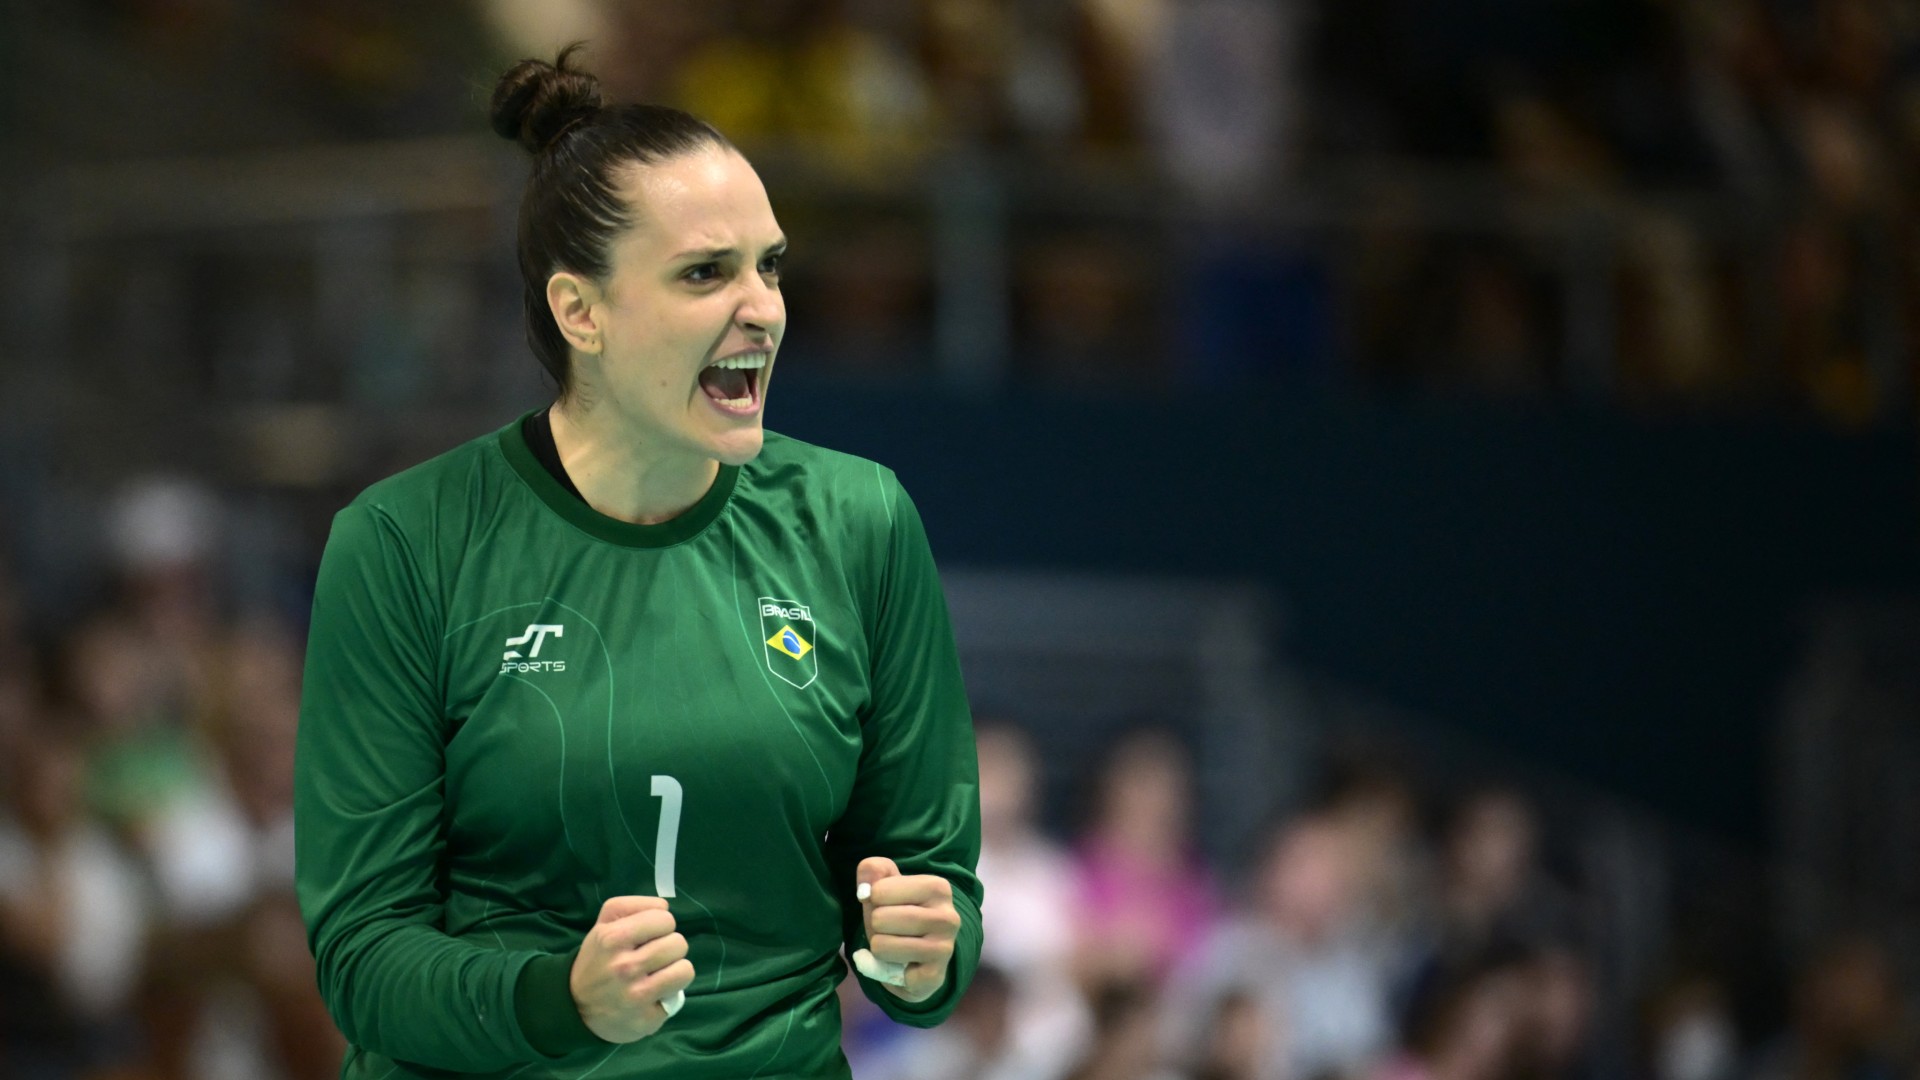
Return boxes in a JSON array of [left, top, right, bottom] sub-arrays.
[[712, 353, 769, 370]]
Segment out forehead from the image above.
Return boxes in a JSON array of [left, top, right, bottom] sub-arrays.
[[615, 147, 780, 254]]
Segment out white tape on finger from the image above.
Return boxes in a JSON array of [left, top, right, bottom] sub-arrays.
[[852, 948, 909, 987], [661, 989, 686, 1018]]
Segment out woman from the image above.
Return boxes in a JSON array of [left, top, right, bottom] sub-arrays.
[[295, 46, 983, 1079]]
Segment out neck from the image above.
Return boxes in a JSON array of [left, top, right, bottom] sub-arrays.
[[549, 397, 719, 525]]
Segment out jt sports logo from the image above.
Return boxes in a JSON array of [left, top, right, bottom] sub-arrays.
[[759, 598, 817, 689], [502, 623, 566, 673]]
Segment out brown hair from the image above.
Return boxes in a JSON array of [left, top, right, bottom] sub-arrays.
[[489, 44, 733, 395]]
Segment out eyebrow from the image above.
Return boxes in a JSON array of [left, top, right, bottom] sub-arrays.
[[671, 238, 789, 263]]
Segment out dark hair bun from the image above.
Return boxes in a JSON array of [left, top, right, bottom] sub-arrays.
[[490, 43, 603, 154]]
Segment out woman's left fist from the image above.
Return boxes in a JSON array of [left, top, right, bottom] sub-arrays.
[[852, 856, 960, 1002]]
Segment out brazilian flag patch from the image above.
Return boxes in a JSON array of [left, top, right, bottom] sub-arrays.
[[758, 596, 818, 689]]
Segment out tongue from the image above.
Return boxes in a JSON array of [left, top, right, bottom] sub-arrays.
[[699, 366, 749, 402]]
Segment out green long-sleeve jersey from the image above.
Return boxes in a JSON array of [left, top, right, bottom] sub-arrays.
[[294, 413, 983, 1079]]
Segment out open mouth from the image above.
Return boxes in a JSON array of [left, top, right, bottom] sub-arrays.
[[698, 351, 769, 415]]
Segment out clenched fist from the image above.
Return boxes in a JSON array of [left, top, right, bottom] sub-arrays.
[[570, 895, 695, 1043], [852, 857, 960, 1003]]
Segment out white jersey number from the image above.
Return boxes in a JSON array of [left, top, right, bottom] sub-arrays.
[[650, 775, 683, 898]]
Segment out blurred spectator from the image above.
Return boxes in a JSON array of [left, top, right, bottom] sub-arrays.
[[1614, 211, 1731, 402], [1018, 231, 1164, 386], [1161, 815, 1394, 1080], [1144, 0, 1299, 201], [673, 0, 934, 171], [140, 618, 339, 1080], [1063, 979, 1181, 1080], [1643, 975, 1741, 1080], [67, 478, 254, 932], [787, 221, 934, 377], [1071, 0, 1155, 150], [33, 473, 336, 1078], [1748, 936, 1908, 1080], [1371, 947, 1530, 1080], [1678, 0, 1799, 202], [1072, 726, 1219, 993], [921, 0, 1024, 143], [1143, 0, 1329, 390], [1001, 0, 1086, 148], [863, 964, 1027, 1080], [1422, 788, 1570, 965], [975, 719, 1094, 1076], [1319, 753, 1426, 957], [1189, 990, 1274, 1080], [0, 723, 151, 1077], [1348, 235, 1559, 398], [106, 475, 223, 680], [1511, 945, 1595, 1080]]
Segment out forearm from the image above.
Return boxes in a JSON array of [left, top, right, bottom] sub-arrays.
[[313, 918, 559, 1070]]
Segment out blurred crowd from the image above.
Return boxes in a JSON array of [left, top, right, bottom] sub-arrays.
[[843, 721, 1920, 1080], [0, 480, 1914, 1079], [0, 478, 335, 1079], [32, 0, 1920, 420]]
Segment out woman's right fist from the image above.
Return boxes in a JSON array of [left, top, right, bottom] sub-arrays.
[[570, 895, 695, 1044]]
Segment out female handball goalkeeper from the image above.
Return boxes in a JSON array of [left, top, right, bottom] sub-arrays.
[[294, 45, 983, 1080]]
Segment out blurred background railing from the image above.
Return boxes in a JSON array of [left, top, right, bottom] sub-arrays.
[[8, 139, 1917, 432]]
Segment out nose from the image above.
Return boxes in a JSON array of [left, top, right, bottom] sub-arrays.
[[737, 274, 784, 340]]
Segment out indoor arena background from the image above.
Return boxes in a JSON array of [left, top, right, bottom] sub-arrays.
[[2, 3, 1919, 1079]]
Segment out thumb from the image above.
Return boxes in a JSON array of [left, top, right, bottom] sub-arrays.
[[855, 856, 900, 902], [597, 894, 668, 925]]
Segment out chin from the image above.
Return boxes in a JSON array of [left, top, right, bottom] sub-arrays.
[[710, 426, 765, 466]]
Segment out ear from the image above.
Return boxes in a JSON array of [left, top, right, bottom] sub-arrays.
[[546, 271, 605, 355]]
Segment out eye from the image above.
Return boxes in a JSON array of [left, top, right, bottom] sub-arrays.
[[758, 252, 785, 278], [682, 262, 721, 284]]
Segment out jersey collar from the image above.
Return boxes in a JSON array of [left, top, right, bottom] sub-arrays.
[[497, 410, 740, 548]]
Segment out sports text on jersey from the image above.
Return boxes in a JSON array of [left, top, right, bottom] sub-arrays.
[[760, 602, 812, 622], [502, 623, 566, 673]]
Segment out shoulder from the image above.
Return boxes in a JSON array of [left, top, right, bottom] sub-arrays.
[[343, 422, 514, 533], [321, 419, 519, 588], [744, 430, 909, 533]]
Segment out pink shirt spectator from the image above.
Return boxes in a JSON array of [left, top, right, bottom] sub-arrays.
[[1074, 833, 1219, 985]]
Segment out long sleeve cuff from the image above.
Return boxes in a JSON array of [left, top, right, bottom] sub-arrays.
[[513, 949, 609, 1058]]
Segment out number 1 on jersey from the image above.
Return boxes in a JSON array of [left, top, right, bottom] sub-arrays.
[[651, 775, 682, 898]]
